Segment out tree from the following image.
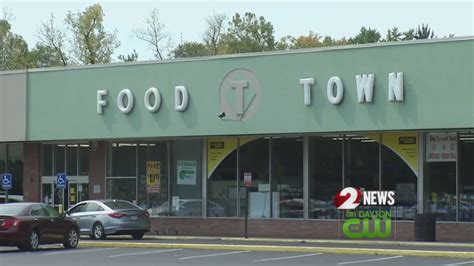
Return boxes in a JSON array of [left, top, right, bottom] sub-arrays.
[[202, 12, 226, 55], [118, 50, 138, 62], [29, 44, 65, 68], [0, 19, 32, 70], [172, 41, 209, 58], [220, 12, 276, 54], [402, 29, 415, 40], [415, 24, 435, 39], [37, 14, 68, 66], [133, 9, 171, 60], [65, 4, 120, 64], [385, 27, 402, 42], [276, 35, 295, 50], [277, 31, 323, 50], [349, 27, 381, 44]]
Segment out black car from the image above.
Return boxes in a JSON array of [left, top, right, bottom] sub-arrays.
[[0, 203, 80, 251]]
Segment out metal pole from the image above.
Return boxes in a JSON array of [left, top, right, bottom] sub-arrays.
[[245, 187, 249, 239], [5, 188, 8, 203]]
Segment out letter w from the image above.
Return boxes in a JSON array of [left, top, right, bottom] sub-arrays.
[[356, 74, 374, 103]]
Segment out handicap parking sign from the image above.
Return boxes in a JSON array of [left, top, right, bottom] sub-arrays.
[[2, 173, 12, 190], [56, 173, 67, 189]]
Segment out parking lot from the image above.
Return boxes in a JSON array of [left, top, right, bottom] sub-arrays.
[[0, 246, 473, 266]]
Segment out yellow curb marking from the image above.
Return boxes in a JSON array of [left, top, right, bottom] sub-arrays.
[[78, 241, 474, 259]]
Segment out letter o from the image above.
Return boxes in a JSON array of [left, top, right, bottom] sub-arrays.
[[117, 88, 134, 114], [144, 87, 161, 112], [327, 76, 344, 105]]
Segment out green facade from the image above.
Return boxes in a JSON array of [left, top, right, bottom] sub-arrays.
[[26, 38, 473, 141]]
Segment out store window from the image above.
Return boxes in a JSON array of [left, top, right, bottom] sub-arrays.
[[239, 138, 270, 218], [54, 145, 65, 174], [271, 137, 303, 218], [309, 136, 343, 219], [107, 143, 137, 177], [459, 132, 474, 221], [66, 145, 78, 176], [207, 138, 238, 217], [79, 144, 89, 176], [424, 132, 457, 221], [137, 142, 169, 216], [0, 144, 24, 197], [345, 134, 380, 214], [381, 133, 418, 220], [41, 144, 53, 176], [106, 178, 136, 203], [170, 139, 202, 217]]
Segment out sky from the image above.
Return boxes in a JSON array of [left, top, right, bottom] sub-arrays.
[[1, 0, 473, 61]]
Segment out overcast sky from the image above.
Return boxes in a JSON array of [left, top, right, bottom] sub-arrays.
[[2, 0, 473, 60]]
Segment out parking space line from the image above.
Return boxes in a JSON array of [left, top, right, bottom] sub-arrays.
[[43, 247, 120, 256], [444, 261, 474, 266], [254, 253, 323, 262], [109, 249, 182, 258], [338, 255, 404, 265], [178, 250, 251, 260]]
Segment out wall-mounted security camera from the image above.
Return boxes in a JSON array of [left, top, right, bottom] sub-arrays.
[[217, 112, 226, 120]]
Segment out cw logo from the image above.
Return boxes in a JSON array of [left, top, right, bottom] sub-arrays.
[[343, 218, 392, 239], [219, 69, 261, 121]]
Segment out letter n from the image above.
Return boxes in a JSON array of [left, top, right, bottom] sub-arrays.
[[388, 72, 403, 102]]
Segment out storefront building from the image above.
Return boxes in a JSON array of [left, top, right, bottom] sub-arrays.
[[0, 37, 473, 241]]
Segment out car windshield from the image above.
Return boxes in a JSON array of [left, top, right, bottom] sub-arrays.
[[0, 204, 28, 216], [103, 201, 139, 210]]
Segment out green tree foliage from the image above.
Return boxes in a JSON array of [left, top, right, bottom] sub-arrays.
[[37, 14, 68, 66], [402, 29, 415, 40], [29, 44, 65, 68], [0, 19, 32, 70], [415, 24, 435, 39], [65, 4, 120, 64], [133, 9, 171, 60], [385, 27, 402, 41], [277, 31, 323, 50], [220, 12, 276, 54], [349, 27, 381, 44], [202, 12, 227, 55], [118, 50, 139, 62], [173, 42, 209, 58]]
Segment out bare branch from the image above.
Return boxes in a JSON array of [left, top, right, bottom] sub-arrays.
[[132, 9, 170, 60], [37, 14, 68, 66], [202, 11, 227, 55]]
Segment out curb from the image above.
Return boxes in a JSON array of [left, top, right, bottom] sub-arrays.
[[104, 235, 474, 249], [79, 241, 474, 259]]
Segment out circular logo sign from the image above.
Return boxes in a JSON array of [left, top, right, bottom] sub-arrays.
[[219, 69, 261, 121]]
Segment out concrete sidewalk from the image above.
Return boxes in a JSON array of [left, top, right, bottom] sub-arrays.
[[79, 235, 474, 259]]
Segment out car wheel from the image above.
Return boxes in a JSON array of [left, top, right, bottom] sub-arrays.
[[91, 222, 106, 240], [131, 232, 144, 240], [22, 229, 39, 251], [63, 228, 80, 249]]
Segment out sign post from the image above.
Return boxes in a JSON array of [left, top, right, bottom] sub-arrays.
[[2, 173, 12, 203], [243, 172, 252, 239], [56, 173, 67, 213]]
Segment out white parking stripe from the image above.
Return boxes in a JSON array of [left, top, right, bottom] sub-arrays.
[[109, 249, 182, 258], [338, 255, 404, 265], [179, 250, 251, 260], [43, 247, 119, 256], [254, 253, 323, 262], [444, 261, 474, 266]]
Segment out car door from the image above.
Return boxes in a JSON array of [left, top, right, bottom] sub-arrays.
[[29, 204, 53, 243], [43, 204, 67, 242], [68, 203, 88, 234], [81, 202, 106, 232]]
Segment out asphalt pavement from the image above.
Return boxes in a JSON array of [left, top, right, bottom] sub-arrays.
[[0, 246, 473, 266]]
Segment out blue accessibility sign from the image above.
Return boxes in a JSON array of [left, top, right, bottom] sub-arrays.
[[2, 173, 12, 190], [56, 173, 67, 189]]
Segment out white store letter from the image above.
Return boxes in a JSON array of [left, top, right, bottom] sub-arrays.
[[355, 74, 375, 103], [97, 90, 108, 114], [327, 76, 344, 105], [175, 86, 189, 111], [388, 72, 404, 102], [299, 78, 314, 106], [117, 88, 134, 114], [144, 87, 161, 112]]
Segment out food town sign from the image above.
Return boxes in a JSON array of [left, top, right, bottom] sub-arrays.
[[96, 70, 404, 117]]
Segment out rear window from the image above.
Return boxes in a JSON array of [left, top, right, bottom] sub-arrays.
[[0, 204, 28, 216], [103, 201, 139, 210]]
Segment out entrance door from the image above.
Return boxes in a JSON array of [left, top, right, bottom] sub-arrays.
[[41, 176, 89, 209]]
